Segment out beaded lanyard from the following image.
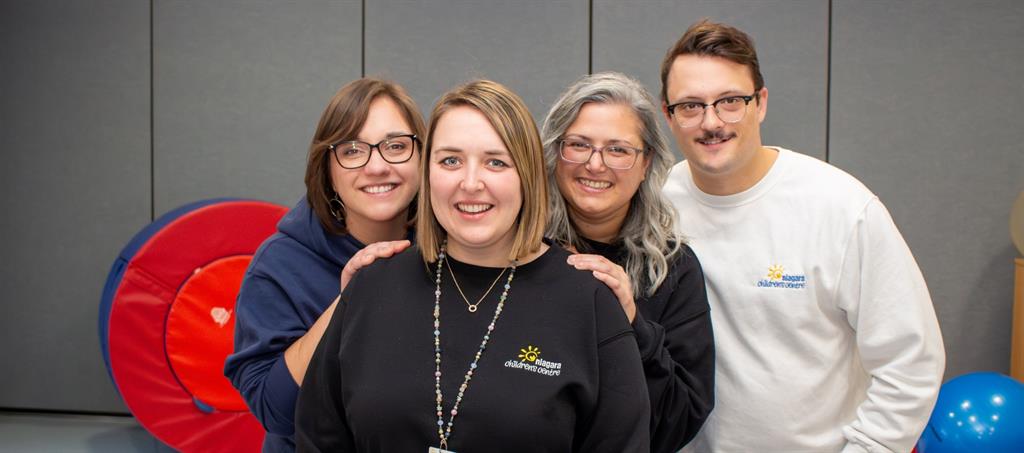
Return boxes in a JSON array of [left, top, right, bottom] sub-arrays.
[[432, 243, 516, 450]]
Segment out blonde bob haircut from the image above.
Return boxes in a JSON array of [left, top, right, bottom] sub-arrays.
[[417, 80, 547, 264]]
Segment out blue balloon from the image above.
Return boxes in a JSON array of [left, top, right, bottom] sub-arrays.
[[917, 372, 1024, 453]]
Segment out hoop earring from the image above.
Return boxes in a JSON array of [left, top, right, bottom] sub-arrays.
[[329, 193, 345, 222]]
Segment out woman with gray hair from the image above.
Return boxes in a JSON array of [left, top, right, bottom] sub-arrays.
[[544, 71, 714, 453]]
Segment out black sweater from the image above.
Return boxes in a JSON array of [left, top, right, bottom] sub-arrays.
[[295, 244, 650, 452], [580, 238, 715, 453]]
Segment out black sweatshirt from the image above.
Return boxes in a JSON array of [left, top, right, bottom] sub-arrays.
[[580, 238, 715, 453], [295, 244, 650, 452]]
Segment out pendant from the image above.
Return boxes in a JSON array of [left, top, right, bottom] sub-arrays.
[[429, 447, 457, 453], [467, 305, 478, 313]]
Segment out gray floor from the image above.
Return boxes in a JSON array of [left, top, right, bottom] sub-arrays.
[[0, 412, 175, 453]]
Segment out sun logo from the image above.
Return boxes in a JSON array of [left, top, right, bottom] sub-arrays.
[[518, 345, 541, 362], [767, 264, 784, 281]]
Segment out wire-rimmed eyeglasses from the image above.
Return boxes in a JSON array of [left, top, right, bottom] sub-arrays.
[[558, 138, 643, 170]]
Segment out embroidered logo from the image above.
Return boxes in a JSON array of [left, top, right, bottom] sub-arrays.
[[210, 307, 232, 327], [518, 345, 541, 362], [505, 344, 562, 377], [756, 264, 806, 289]]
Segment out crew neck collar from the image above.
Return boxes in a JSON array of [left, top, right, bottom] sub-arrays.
[[684, 146, 790, 208]]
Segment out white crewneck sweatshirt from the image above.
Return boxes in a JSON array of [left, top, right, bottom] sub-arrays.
[[667, 147, 944, 453]]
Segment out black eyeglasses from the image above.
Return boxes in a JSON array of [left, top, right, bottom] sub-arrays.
[[666, 93, 758, 128], [328, 134, 420, 169]]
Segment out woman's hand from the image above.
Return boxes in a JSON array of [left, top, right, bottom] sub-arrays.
[[340, 240, 412, 291], [566, 253, 636, 323]]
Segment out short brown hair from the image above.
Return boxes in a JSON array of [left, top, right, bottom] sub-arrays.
[[416, 80, 547, 263], [304, 78, 425, 235], [659, 19, 765, 104]]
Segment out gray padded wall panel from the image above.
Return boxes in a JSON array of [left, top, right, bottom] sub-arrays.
[[593, 0, 828, 161], [365, 0, 588, 123], [831, 1, 1024, 378], [0, 1, 150, 412], [153, 1, 362, 214]]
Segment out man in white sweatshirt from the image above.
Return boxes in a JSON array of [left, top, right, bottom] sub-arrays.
[[660, 20, 945, 453]]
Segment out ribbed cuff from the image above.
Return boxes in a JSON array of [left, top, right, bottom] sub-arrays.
[[840, 441, 871, 453]]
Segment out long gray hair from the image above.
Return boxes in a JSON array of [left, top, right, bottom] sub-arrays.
[[541, 72, 682, 298]]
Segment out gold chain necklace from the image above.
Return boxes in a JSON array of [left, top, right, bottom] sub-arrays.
[[444, 257, 508, 313]]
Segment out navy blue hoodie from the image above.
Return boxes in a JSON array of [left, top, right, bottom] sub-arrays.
[[224, 198, 363, 452]]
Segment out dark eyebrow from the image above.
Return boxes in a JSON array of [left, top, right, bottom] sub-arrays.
[[607, 139, 640, 148], [673, 90, 751, 103], [352, 132, 412, 143], [564, 134, 638, 148], [563, 134, 591, 141], [716, 91, 751, 99]]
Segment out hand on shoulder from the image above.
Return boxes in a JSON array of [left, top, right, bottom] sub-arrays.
[[566, 253, 636, 324], [340, 240, 412, 291]]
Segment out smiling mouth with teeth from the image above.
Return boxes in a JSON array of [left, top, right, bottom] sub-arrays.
[[578, 178, 611, 190], [457, 203, 492, 214], [362, 184, 396, 194]]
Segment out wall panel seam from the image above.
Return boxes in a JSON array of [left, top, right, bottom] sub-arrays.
[[150, 0, 155, 220], [825, 0, 832, 162], [366, 0, 370, 76], [587, 0, 593, 74]]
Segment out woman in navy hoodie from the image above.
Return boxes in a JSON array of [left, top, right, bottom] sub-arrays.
[[224, 78, 425, 452]]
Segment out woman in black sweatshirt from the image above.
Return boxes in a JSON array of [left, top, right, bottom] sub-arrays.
[[295, 79, 650, 452], [543, 72, 716, 453]]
